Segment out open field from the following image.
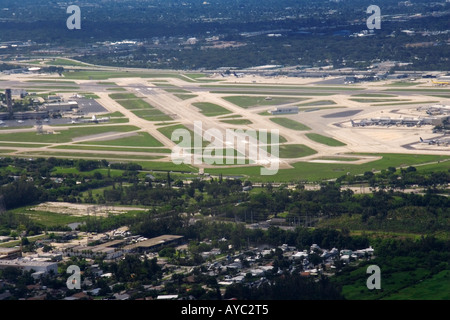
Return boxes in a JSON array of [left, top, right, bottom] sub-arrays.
[[385, 270, 450, 300]]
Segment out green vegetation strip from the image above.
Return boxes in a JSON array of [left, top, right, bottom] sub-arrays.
[[270, 117, 311, 131], [220, 119, 253, 125], [109, 93, 139, 100], [0, 125, 140, 143], [78, 131, 163, 147], [297, 100, 337, 106], [222, 96, 305, 108], [174, 94, 198, 100], [0, 142, 49, 148], [279, 144, 317, 158], [131, 109, 172, 121], [205, 154, 450, 182], [305, 133, 346, 146], [371, 101, 439, 106], [350, 98, 409, 103], [212, 91, 335, 96], [19, 151, 165, 161], [50, 145, 171, 154], [45, 58, 91, 67], [192, 102, 232, 116], [203, 84, 365, 91]]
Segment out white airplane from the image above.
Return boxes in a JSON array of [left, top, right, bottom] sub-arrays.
[[81, 115, 110, 123], [70, 93, 85, 99], [420, 137, 450, 146]]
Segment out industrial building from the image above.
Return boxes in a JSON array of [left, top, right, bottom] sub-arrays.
[[63, 235, 185, 259], [0, 259, 58, 276], [44, 101, 78, 113], [270, 107, 299, 115], [0, 248, 22, 260], [123, 235, 184, 253], [13, 111, 49, 120], [64, 239, 128, 260]]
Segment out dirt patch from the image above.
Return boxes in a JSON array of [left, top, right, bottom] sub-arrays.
[[30, 202, 146, 217]]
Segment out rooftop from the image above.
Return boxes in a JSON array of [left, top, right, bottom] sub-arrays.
[[123, 235, 184, 251]]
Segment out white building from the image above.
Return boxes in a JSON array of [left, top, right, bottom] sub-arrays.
[[270, 107, 299, 115], [0, 259, 58, 275]]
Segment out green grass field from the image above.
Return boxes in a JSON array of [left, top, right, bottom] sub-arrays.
[[174, 94, 198, 100], [158, 124, 192, 139], [164, 88, 191, 94], [279, 144, 317, 158], [297, 100, 337, 106], [131, 109, 173, 121], [45, 58, 91, 67], [19, 151, 165, 161], [350, 98, 409, 103], [106, 87, 127, 92], [223, 96, 303, 108], [352, 93, 397, 98], [384, 269, 450, 300], [205, 154, 450, 182], [78, 131, 163, 147], [0, 142, 49, 148], [339, 266, 432, 300], [192, 102, 232, 116], [116, 99, 153, 110], [220, 119, 253, 125], [371, 101, 439, 107], [63, 71, 167, 80], [313, 156, 360, 162], [203, 84, 365, 91], [269, 117, 311, 131], [22, 209, 88, 228], [0, 125, 140, 144], [51, 145, 171, 154], [109, 93, 139, 100], [29, 85, 80, 90], [305, 133, 346, 146], [26, 80, 77, 84]]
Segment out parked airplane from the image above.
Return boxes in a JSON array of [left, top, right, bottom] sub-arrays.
[[420, 137, 450, 146], [81, 115, 110, 123], [431, 80, 450, 86]]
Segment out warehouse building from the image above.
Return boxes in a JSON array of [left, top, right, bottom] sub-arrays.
[[0, 259, 58, 275], [123, 235, 184, 253], [44, 101, 78, 113]]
